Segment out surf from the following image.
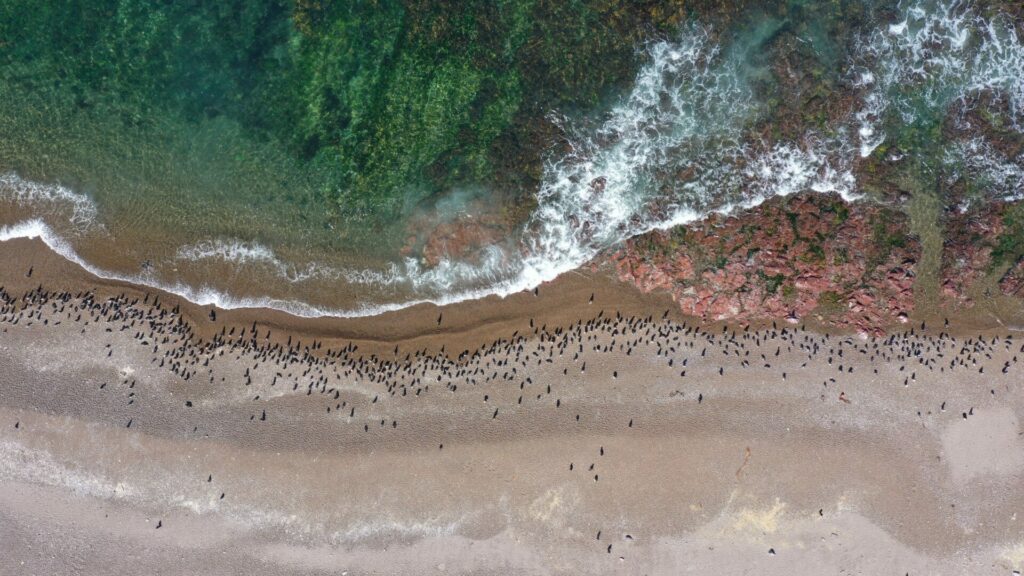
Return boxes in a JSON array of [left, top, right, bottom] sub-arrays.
[[2, 0, 1023, 318]]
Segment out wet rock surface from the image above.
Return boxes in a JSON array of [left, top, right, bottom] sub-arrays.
[[611, 193, 923, 335], [1000, 257, 1024, 297], [940, 203, 1005, 307], [613, 192, 1024, 333]]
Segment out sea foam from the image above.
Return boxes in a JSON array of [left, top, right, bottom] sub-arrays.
[[0, 172, 98, 229], [3, 3, 1023, 318], [852, 0, 1024, 157], [0, 25, 891, 317], [944, 137, 1024, 202]]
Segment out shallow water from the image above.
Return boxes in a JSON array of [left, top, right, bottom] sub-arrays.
[[1, 0, 1022, 317]]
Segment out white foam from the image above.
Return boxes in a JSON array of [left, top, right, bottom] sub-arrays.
[[176, 239, 279, 266], [490, 26, 758, 299], [0, 218, 536, 317], [0, 24, 863, 318], [0, 172, 98, 229], [0, 219, 326, 315], [944, 137, 1024, 201], [174, 237, 518, 293], [742, 135, 858, 202], [9, 9, 1023, 319], [852, 0, 1024, 156], [176, 239, 339, 284]]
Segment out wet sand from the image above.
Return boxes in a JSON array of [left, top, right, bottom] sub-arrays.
[[2, 237, 1024, 575]]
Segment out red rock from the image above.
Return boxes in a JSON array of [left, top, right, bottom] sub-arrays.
[[674, 254, 695, 280], [1000, 257, 1024, 297], [609, 192, 922, 332], [939, 202, 1007, 307]]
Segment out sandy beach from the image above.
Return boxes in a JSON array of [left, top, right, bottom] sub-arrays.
[[1, 237, 1023, 575], [5, 0, 1024, 573]]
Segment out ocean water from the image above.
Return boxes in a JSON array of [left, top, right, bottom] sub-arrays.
[[1, 0, 1022, 317]]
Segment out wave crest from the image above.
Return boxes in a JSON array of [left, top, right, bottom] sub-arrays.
[[0, 172, 99, 229]]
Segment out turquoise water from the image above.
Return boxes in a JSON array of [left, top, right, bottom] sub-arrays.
[[1, 0, 1022, 316]]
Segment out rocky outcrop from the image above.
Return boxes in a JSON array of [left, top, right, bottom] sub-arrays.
[[1000, 257, 1024, 297], [939, 204, 1003, 307], [403, 189, 1022, 334], [939, 201, 1024, 304], [611, 193, 919, 335]]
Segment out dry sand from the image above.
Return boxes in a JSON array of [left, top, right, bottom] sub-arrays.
[[2, 237, 1024, 575]]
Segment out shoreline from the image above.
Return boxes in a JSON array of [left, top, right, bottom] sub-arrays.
[[4, 0, 1024, 571], [0, 234, 702, 351], [6, 180, 1024, 344], [4, 232, 1020, 349], [4, 231, 1024, 575]]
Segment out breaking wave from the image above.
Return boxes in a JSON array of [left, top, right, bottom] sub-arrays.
[[2, 2, 1023, 318], [853, 0, 1024, 157], [0, 172, 99, 230], [175, 239, 340, 284], [944, 137, 1024, 203]]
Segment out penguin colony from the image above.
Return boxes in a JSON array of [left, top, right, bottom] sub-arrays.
[[2, 281, 1020, 561]]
